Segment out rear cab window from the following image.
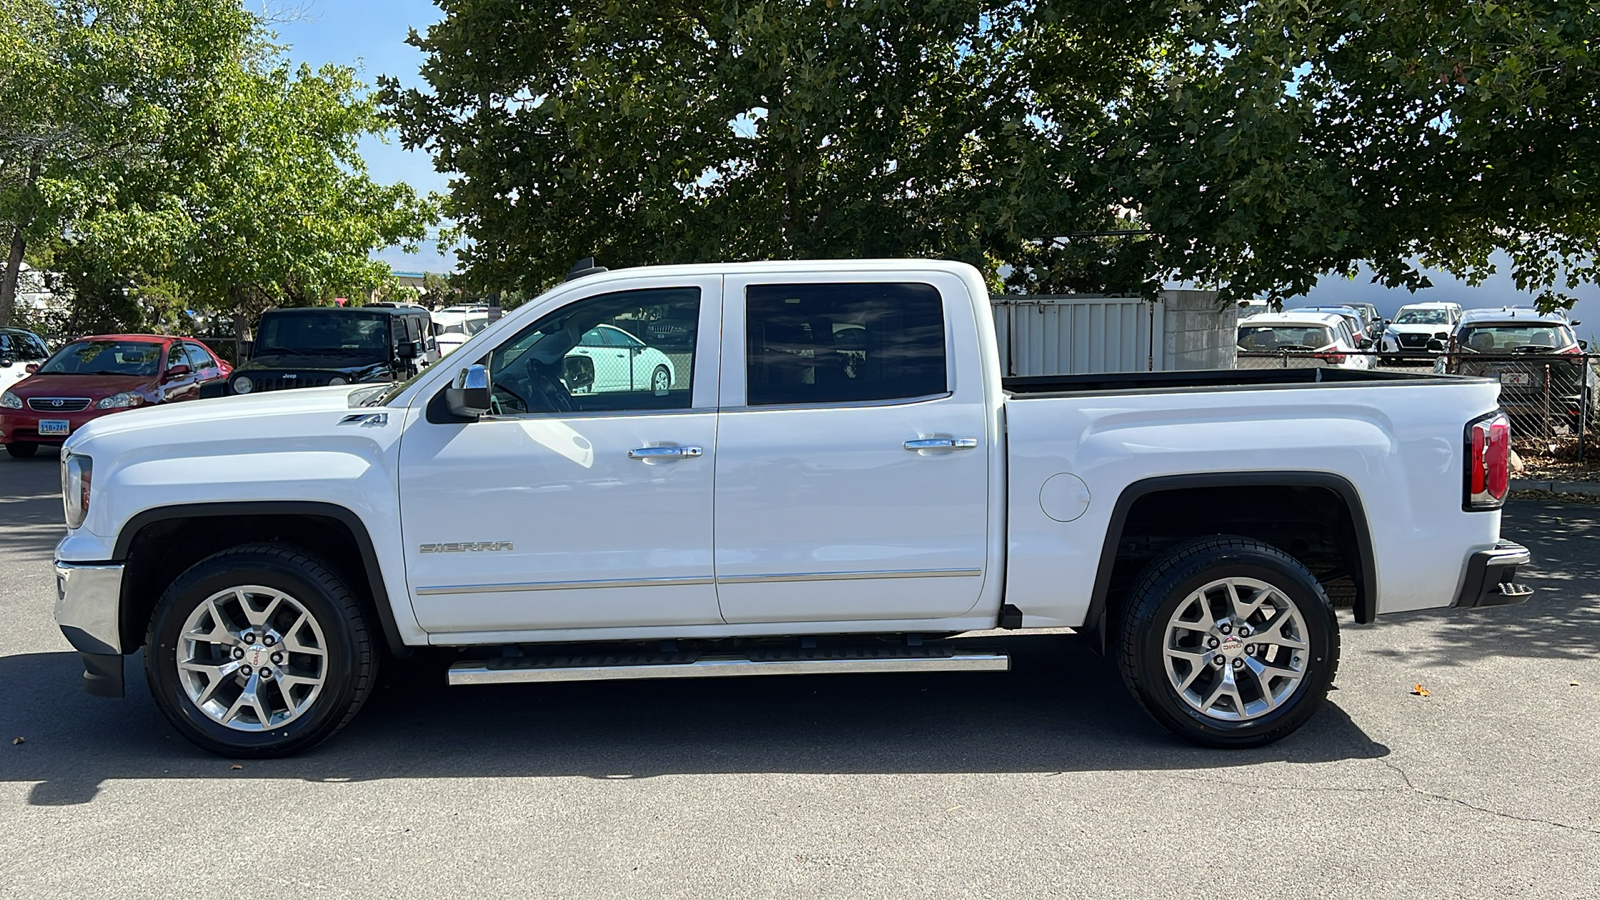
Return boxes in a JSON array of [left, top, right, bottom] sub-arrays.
[[743, 282, 948, 406]]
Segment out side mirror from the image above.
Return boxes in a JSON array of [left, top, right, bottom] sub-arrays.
[[446, 364, 492, 418], [1356, 337, 1371, 349], [397, 340, 419, 360], [1581, 340, 1590, 351], [0, 357, 11, 368], [562, 355, 595, 393], [1426, 339, 1446, 353], [25, 363, 39, 374], [1572, 320, 1582, 327], [165, 364, 192, 380], [1383, 319, 1393, 326]]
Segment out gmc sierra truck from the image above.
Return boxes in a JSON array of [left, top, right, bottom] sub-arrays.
[[52, 260, 1531, 757]]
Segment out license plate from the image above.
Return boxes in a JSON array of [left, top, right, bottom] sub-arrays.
[[1499, 372, 1533, 386], [38, 419, 70, 435]]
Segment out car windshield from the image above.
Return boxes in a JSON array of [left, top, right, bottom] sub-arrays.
[[38, 340, 163, 376], [1457, 324, 1577, 353], [439, 318, 489, 336], [1237, 325, 1334, 351], [0, 331, 48, 359], [256, 312, 389, 357], [1395, 309, 1450, 325]]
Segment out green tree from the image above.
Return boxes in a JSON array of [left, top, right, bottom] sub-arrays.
[[0, 0, 255, 327], [1116, 0, 1600, 309], [381, 0, 1170, 295]]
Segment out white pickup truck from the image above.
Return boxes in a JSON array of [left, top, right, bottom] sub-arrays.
[[53, 260, 1531, 758]]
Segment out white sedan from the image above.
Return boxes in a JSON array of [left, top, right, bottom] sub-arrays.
[[567, 324, 675, 393], [0, 328, 51, 394]]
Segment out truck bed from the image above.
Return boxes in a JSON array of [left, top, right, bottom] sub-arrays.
[[1004, 367, 1453, 397]]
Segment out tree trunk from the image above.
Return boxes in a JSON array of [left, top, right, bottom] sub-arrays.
[[0, 224, 25, 329], [0, 151, 44, 329]]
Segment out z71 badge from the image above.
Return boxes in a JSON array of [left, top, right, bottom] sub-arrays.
[[419, 541, 514, 553]]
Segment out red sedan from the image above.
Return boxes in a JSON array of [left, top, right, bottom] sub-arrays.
[[0, 334, 232, 458]]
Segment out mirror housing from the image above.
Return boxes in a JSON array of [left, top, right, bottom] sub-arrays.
[[397, 340, 419, 360], [0, 357, 11, 368], [446, 364, 492, 418], [562, 355, 595, 393], [25, 363, 39, 374], [1581, 340, 1590, 351], [164, 364, 192, 380]]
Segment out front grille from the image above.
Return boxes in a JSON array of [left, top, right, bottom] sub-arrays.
[[243, 374, 336, 392], [1398, 334, 1431, 349], [27, 397, 90, 412]]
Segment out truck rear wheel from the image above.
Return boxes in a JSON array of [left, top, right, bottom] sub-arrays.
[[144, 543, 377, 758], [1116, 537, 1339, 748]]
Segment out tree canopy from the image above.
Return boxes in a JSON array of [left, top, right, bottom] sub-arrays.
[[0, 0, 439, 333], [386, 0, 1600, 309]]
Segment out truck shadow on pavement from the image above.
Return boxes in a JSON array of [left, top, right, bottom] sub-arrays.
[[1, 635, 1388, 806], [1368, 500, 1600, 666]]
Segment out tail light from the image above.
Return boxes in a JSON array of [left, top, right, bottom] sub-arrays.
[[1314, 346, 1346, 365], [1464, 412, 1510, 510], [1560, 345, 1583, 356]]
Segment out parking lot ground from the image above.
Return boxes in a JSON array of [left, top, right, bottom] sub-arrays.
[[2, 451, 1598, 899]]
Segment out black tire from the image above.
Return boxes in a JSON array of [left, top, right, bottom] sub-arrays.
[[5, 441, 38, 458], [144, 543, 377, 758], [1116, 536, 1340, 748]]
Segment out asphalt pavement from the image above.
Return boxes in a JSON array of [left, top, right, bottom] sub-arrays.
[[2, 450, 1597, 898]]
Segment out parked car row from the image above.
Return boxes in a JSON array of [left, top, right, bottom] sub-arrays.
[[1433, 307, 1596, 430], [1236, 311, 1375, 370], [1, 333, 232, 457]]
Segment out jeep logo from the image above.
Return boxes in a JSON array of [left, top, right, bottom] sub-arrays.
[[420, 542, 514, 553]]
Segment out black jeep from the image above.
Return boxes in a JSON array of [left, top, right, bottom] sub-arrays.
[[209, 307, 436, 397]]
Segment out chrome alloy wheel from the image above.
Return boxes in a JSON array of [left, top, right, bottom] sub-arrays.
[[175, 585, 329, 731], [1162, 577, 1310, 722]]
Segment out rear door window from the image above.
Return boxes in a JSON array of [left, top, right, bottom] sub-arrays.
[[744, 282, 947, 406]]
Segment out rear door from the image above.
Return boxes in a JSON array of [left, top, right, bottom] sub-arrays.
[[712, 273, 992, 625]]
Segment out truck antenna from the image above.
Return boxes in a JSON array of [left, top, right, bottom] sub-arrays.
[[566, 257, 607, 281]]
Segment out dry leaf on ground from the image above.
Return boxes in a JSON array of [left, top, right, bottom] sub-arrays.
[[1410, 684, 1431, 697]]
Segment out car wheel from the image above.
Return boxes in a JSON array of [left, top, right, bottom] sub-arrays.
[[1116, 536, 1340, 748], [651, 365, 671, 392], [5, 441, 39, 458], [144, 543, 377, 758]]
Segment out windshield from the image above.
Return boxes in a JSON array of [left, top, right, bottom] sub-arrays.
[[39, 340, 163, 376], [0, 332, 48, 359], [1237, 325, 1334, 351], [439, 318, 489, 336], [1395, 308, 1450, 325], [256, 312, 389, 357], [1458, 324, 1577, 353]]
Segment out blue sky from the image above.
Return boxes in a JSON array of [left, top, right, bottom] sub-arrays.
[[276, 2, 1599, 332]]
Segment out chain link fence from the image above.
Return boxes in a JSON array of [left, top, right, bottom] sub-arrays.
[[1237, 349, 1598, 463]]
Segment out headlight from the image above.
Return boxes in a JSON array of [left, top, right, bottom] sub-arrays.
[[61, 451, 92, 529], [94, 392, 143, 409], [0, 391, 19, 409], [232, 376, 253, 394], [328, 376, 348, 386]]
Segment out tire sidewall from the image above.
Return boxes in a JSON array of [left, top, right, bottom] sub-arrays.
[[146, 554, 361, 756], [1134, 550, 1338, 744], [652, 365, 670, 391]]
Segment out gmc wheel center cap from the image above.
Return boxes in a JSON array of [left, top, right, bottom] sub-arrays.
[[245, 645, 269, 667]]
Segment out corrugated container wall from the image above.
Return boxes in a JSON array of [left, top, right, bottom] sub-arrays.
[[991, 291, 1233, 376]]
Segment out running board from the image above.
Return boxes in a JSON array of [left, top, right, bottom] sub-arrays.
[[448, 646, 1010, 686]]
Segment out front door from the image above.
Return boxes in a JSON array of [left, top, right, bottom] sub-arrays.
[[398, 275, 724, 636], [712, 274, 993, 625]]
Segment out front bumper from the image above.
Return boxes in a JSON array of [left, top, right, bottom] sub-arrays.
[[54, 561, 125, 697], [1453, 541, 1534, 610], [0, 408, 106, 445]]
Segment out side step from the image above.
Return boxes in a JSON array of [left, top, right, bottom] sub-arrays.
[[448, 645, 1010, 686]]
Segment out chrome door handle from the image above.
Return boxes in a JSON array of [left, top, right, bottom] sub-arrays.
[[628, 446, 704, 459], [904, 438, 979, 451]]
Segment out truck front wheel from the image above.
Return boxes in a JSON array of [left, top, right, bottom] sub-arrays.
[[1116, 537, 1340, 748], [144, 543, 377, 758]]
